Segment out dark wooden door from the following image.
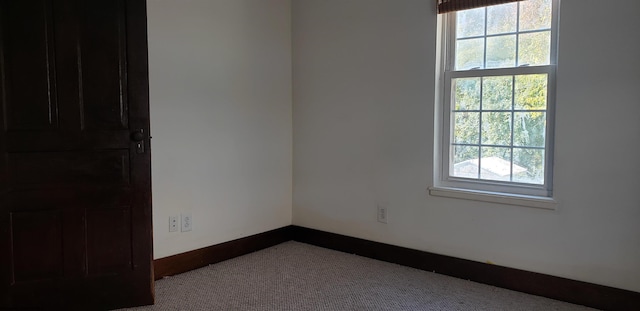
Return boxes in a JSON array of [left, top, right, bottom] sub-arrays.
[[0, 0, 153, 309]]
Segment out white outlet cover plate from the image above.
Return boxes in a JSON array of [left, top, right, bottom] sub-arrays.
[[181, 213, 192, 232], [377, 206, 387, 224], [169, 216, 179, 232]]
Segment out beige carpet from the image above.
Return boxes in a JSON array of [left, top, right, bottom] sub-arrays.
[[121, 241, 596, 310]]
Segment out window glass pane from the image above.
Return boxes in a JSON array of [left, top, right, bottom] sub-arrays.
[[482, 76, 513, 110], [481, 112, 511, 146], [513, 148, 545, 184], [515, 74, 547, 110], [518, 31, 551, 66], [453, 112, 480, 144], [487, 3, 517, 35], [456, 38, 484, 70], [480, 147, 512, 181], [486, 35, 516, 68], [457, 7, 485, 38], [454, 78, 480, 110], [514, 112, 546, 147], [519, 0, 552, 31], [452, 145, 480, 179]]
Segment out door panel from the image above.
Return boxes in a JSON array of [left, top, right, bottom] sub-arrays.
[[3, 0, 58, 131], [8, 150, 129, 185], [86, 206, 133, 276], [11, 210, 64, 283], [7, 150, 130, 185], [80, 0, 128, 130], [0, 0, 153, 309]]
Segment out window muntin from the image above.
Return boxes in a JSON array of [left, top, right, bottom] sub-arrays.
[[440, 0, 557, 197]]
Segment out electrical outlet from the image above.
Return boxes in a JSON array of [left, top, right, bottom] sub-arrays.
[[181, 213, 192, 232], [377, 204, 388, 224], [169, 216, 178, 232]]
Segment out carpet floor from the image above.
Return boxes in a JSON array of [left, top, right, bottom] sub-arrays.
[[121, 241, 596, 310]]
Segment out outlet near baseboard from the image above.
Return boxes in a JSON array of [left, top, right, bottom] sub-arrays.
[[377, 204, 387, 224], [169, 216, 179, 232], [181, 213, 192, 232]]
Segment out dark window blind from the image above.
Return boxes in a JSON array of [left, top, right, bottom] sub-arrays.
[[437, 0, 523, 14]]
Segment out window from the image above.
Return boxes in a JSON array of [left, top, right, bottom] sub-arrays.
[[433, 0, 558, 203]]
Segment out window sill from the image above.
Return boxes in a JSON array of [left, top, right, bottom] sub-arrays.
[[428, 186, 557, 210]]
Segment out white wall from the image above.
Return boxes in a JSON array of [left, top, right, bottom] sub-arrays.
[[147, 0, 292, 259], [292, 0, 640, 292]]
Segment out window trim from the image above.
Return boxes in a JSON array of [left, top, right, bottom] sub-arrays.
[[433, 0, 560, 204], [428, 186, 558, 209]]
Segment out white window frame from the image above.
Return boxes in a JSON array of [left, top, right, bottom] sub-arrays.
[[431, 0, 560, 208]]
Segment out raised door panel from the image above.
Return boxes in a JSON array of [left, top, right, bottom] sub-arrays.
[[86, 206, 133, 276], [0, 0, 58, 131], [6, 150, 130, 185], [79, 0, 128, 130], [10, 210, 63, 283]]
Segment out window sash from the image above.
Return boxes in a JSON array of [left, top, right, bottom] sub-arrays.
[[437, 0, 524, 14], [442, 66, 555, 196]]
